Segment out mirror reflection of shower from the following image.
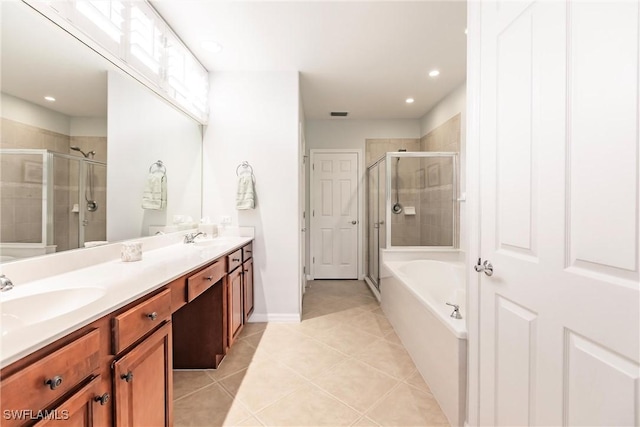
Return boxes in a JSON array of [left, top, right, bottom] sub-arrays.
[[70, 146, 98, 212]]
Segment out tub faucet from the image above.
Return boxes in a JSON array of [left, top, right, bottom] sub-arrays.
[[446, 302, 462, 319], [0, 275, 14, 292], [184, 232, 206, 243]]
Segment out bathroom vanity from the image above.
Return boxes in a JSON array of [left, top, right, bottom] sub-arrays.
[[0, 238, 254, 426]]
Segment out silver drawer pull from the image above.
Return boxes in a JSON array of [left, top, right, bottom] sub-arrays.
[[232, 258, 240, 262], [205, 276, 213, 281], [147, 312, 158, 321]]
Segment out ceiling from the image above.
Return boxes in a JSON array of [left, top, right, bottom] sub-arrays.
[[150, 1, 467, 120], [1, 2, 111, 118]]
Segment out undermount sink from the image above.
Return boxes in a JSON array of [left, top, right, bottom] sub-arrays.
[[1, 287, 106, 336]]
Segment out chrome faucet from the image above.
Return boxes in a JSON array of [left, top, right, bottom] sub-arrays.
[[0, 275, 14, 292], [446, 302, 462, 319], [184, 232, 206, 244]]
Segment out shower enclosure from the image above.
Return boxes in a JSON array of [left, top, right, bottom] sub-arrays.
[[366, 152, 458, 289], [0, 149, 107, 259]]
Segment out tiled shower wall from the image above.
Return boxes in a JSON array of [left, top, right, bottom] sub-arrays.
[[420, 114, 461, 246], [0, 118, 107, 251], [365, 114, 461, 247], [365, 138, 422, 247]]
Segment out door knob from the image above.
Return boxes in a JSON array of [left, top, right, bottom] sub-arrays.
[[474, 258, 493, 276], [350, 220, 357, 225]]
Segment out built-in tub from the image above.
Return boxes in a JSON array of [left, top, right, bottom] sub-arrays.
[[381, 259, 467, 427]]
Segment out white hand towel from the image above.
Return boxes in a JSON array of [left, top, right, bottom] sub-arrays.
[[142, 171, 167, 210], [236, 174, 255, 210]]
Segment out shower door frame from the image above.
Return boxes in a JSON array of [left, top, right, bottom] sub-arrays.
[[384, 151, 459, 250]]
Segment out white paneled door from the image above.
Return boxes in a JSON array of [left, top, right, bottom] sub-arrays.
[[311, 152, 359, 279], [476, 1, 640, 425]]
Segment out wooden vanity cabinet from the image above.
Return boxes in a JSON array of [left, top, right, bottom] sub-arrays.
[[112, 322, 172, 427], [227, 243, 255, 347], [227, 267, 244, 347], [0, 238, 253, 426], [243, 258, 254, 320], [33, 376, 105, 427]]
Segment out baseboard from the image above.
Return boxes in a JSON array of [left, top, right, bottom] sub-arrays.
[[248, 313, 301, 323]]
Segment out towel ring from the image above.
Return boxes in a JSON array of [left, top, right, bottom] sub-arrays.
[[236, 161, 254, 176], [149, 160, 166, 174]]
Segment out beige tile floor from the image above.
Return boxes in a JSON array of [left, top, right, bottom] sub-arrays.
[[173, 280, 449, 427]]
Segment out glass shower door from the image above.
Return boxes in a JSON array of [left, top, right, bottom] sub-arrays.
[[367, 162, 379, 288], [378, 158, 387, 255]]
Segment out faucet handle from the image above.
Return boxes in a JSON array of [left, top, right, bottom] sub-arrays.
[[0, 275, 13, 291], [446, 302, 462, 319]]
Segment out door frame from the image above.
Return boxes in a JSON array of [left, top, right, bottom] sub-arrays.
[[465, 1, 482, 426], [309, 149, 363, 280], [298, 122, 306, 314]]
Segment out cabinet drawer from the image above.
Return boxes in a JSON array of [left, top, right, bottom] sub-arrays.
[[113, 289, 171, 354], [33, 375, 103, 427], [242, 243, 253, 262], [227, 249, 242, 273], [187, 259, 226, 302], [0, 329, 100, 424]]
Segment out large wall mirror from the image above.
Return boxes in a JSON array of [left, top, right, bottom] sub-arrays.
[[0, 2, 203, 263]]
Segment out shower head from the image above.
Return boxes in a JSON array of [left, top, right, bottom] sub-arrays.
[[70, 146, 96, 158]]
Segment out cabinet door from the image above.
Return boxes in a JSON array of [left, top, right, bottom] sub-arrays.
[[228, 268, 244, 346], [243, 258, 254, 321], [33, 376, 105, 427], [113, 322, 172, 427]]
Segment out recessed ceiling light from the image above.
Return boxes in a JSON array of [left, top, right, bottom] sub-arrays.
[[428, 70, 440, 78], [44, 96, 56, 102], [405, 98, 415, 104], [200, 40, 223, 53]]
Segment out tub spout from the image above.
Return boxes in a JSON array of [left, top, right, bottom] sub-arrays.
[[446, 302, 462, 319]]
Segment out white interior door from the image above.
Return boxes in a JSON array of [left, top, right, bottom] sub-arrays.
[[476, 1, 640, 426], [311, 151, 359, 279]]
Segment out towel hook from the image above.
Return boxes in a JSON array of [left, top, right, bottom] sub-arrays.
[[236, 161, 254, 177], [149, 160, 167, 174]]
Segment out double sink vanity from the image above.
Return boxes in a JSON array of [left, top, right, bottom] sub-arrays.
[[0, 233, 255, 426]]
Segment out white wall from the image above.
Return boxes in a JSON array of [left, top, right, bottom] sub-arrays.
[[306, 119, 421, 151], [420, 83, 467, 137], [304, 119, 421, 278], [107, 71, 202, 242], [202, 70, 301, 322], [70, 117, 107, 137], [1, 92, 70, 135], [419, 82, 467, 252]]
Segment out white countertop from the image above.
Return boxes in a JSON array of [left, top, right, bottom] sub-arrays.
[[0, 235, 253, 368]]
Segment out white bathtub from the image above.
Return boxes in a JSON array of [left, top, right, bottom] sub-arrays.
[[381, 259, 467, 427]]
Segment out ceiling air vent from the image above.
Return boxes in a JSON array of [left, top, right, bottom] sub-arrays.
[[330, 111, 348, 117]]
